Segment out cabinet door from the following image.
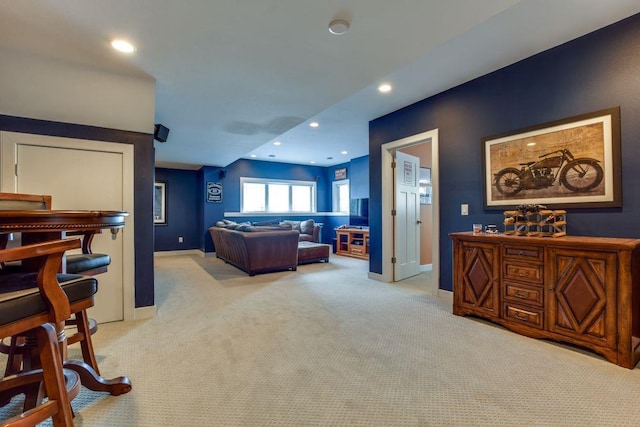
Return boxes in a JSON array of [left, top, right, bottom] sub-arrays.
[[547, 248, 617, 349], [454, 240, 500, 318]]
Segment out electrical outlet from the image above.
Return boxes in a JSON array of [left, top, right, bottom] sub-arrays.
[[461, 204, 469, 216], [178, 236, 184, 243]]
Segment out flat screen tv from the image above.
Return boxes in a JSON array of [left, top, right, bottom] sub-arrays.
[[349, 198, 369, 228]]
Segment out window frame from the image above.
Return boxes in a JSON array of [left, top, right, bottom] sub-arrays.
[[240, 177, 317, 213], [332, 179, 350, 213]]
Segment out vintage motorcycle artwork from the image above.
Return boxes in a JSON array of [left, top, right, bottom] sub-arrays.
[[494, 148, 603, 196]]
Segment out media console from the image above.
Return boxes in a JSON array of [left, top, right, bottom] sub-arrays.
[[335, 228, 369, 260]]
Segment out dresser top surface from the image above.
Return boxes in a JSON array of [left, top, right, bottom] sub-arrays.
[[450, 231, 640, 250]]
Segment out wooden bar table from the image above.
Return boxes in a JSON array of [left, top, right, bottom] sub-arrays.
[[0, 209, 131, 396]]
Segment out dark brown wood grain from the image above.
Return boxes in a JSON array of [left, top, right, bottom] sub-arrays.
[[451, 232, 640, 369]]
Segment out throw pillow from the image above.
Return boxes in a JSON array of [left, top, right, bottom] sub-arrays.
[[280, 220, 301, 231], [300, 219, 315, 235], [216, 219, 237, 228]]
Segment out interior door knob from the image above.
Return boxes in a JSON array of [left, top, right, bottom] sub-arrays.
[[417, 219, 423, 224]]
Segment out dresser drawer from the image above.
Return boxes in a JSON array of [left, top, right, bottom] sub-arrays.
[[503, 244, 543, 262], [503, 261, 543, 284], [504, 281, 543, 307], [504, 304, 544, 329]]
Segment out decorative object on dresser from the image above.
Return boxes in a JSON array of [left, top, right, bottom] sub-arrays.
[[503, 203, 567, 237], [450, 231, 640, 369]]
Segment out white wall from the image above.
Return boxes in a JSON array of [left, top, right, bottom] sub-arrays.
[[0, 49, 155, 133]]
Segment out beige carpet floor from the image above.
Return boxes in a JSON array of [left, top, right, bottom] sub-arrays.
[[3, 252, 640, 426]]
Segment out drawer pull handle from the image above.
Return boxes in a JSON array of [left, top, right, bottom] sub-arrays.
[[518, 251, 524, 256], [513, 268, 529, 277], [514, 312, 529, 320], [514, 290, 530, 299]]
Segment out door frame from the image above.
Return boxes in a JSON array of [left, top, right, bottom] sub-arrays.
[[0, 131, 136, 321], [380, 129, 439, 294]]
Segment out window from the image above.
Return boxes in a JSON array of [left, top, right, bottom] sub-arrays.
[[241, 177, 316, 213], [332, 179, 350, 213]]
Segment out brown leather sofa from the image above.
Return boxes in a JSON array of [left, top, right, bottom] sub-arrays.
[[209, 226, 299, 276]]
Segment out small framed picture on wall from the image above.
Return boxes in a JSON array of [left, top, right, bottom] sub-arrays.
[[154, 181, 167, 225]]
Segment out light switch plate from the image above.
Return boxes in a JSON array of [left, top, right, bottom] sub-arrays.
[[461, 204, 469, 216]]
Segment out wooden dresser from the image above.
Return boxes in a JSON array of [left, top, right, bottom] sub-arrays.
[[450, 232, 640, 368]]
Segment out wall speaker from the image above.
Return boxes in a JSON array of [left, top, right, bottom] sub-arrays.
[[154, 124, 170, 142], [218, 169, 226, 179]]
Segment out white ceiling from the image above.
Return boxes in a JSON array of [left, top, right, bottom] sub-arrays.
[[2, 1, 640, 169]]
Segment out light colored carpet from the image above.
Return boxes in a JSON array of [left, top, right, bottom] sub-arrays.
[[3, 253, 640, 426]]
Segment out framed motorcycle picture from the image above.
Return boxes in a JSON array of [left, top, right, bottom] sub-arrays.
[[482, 107, 621, 209]]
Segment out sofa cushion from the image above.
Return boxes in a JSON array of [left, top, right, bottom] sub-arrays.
[[248, 224, 293, 232], [219, 221, 251, 230], [215, 219, 237, 228], [300, 219, 315, 235], [252, 218, 281, 226], [280, 220, 301, 231]]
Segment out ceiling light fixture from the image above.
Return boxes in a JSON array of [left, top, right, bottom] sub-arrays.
[[328, 19, 350, 35], [378, 83, 392, 93], [309, 122, 319, 128], [341, 151, 348, 155], [111, 39, 136, 53], [310, 161, 316, 164], [273, 141, 281, 146], [250, 154, 257, 158]]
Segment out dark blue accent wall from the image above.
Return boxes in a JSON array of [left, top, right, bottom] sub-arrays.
[[349, 155, 370, 199], [154, 168, 201, 251], [369, 13, 640, 291], [155, 156, 369, 253]]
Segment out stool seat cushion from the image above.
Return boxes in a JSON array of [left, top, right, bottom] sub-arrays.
[[0, 273, 98, 326], [66, 253, 111, 274]]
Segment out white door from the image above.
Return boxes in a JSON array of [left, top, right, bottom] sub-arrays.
[[394, 150, 421, 281], [0, 132, 135, 323]]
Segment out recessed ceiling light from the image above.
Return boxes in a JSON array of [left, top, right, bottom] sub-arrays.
[[309, 122, 319, 128], [250, 154, 257, 158], [268, 154, 276, 158], [310, 161, 316, 164], [111, 39, 136, 53], [273, 141, 281, 146], [326, 156, 333, 160], [378, 83, 392, 93], [328, 19, 350, 35], [341, 150, 348, 155]]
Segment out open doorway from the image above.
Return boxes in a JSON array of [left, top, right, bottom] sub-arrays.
[[378, 129, 440, 296]]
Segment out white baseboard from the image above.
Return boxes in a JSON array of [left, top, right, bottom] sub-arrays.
[[437, 289, 453, 304], [420, 264, 433, 272], [134, 305, 156, 320], [368, 271, 385, 282]]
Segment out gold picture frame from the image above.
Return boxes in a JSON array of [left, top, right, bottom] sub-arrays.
[[482, 107, 621, 209]]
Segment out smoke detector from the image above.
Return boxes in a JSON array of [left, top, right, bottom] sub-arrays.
[[328, 19, 350, 35]]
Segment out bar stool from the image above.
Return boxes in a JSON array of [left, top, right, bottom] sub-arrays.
[[0, 239, 90, 426], [0, 192, 109, 374]]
